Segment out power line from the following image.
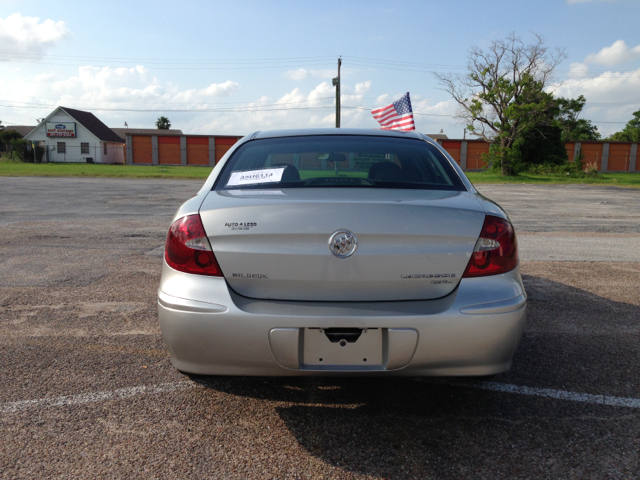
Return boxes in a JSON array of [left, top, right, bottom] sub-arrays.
[[0, 101, 631, 123], [1, 51, 630, 75], [0, 97, 336, 112], [0, 58, 336, 70], [2, 93, 636, 109], [0, 51, 336, 64], [344, 56, 640, 76], [347, 60, 640, 80], [2, 50, 639, 81], [0, 94, 329, 106], [0, 103, 338, 113]]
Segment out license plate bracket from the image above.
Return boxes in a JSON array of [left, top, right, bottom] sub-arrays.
[[302, 327, 383, 367]]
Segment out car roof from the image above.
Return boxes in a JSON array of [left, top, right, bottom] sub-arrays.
[[251, 128, 427, 140]]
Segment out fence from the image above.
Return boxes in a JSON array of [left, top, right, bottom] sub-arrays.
[[438, 140, 640, 172]]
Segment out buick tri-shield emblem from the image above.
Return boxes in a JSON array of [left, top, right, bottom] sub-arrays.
[[328, 230, 358, 258]]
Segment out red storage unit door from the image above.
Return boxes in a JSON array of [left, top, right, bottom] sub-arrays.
[[441, 141, 462, 165], [271, 153, 295, 165], [608, 143, 631, 171], [466, 142, 490, 170], [215, 137, 239, 164], [132, 136, 152, 164], [580, 143, 603, 170], [187, 137, 209, 165], [565, 142, 575, 162], [158, 136, 181, 165], [300, 151, 321, 169]]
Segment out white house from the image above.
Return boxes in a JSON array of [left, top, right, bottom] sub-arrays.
[[25, 107, 125, 164]]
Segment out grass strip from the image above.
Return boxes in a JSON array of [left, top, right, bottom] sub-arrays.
[[0, 160, 639, 187], [0, 161, 213, 180], [465, 171, 640, 188]]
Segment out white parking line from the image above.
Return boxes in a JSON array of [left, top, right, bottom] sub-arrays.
[[435, 379, 640, 409], [2, 379, 639, 414], [0, 381, 191, 414]]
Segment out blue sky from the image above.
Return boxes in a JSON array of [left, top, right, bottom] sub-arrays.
[[1, 0, 639, 138]]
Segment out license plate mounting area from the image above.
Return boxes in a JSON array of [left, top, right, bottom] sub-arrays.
[[267, 327, 418, 371], [302, 327, 383, 370]]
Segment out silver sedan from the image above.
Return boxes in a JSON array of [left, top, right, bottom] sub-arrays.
[[158, 129, 526, 376]]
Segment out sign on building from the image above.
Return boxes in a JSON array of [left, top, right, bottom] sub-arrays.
[[46, 122, 76, 138]]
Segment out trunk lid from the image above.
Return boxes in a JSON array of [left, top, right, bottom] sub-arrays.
[[199, 188, 485, 301]]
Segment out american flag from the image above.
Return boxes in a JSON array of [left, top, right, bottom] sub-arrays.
[[371, 92, 415, 131]]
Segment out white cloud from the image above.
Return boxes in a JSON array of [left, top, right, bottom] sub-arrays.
[[354, 81, 371, 94], [283, 68, 335, 80], [49, 66, 239, 105], [568, 62, 589, 78], [375, 94, 390, 106], [545, 39, 640, 135], [284, 68, 310, 81], [194, 81, 381, 134], [34, 73, 55, 83], [551, 67, 640, 103], [308, 82, 334, 102], [584, 40, 640, 66], [192, 86, 461, 137], [0, 65, 240, 129], [0, 65, 462, 136], [0, 13, 69, 59], [549, 66, 640, 136], [411, 99, 459, 136]]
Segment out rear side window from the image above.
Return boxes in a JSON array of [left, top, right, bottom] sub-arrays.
[[214, 136, 465, 191]]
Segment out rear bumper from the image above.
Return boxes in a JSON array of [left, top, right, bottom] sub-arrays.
[[158, 262, 526, 376]]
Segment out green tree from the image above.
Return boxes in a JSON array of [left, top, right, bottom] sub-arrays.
[[155, 116, 171, 129], [0, 129, 23, 158], [514, 124, 567, 168], [608, 109, 640, 142], [436, 33, 565, 175], [508, 94, 597, 170], [554, 95, 600, 141]]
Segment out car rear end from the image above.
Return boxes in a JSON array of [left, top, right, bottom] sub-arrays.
[[158, 129, 526, 376]]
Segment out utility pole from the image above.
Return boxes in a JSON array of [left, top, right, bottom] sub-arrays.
[[332, 57, 341, 128]]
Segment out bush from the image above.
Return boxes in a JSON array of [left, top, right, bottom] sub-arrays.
[[12, 140, 45, 163], [482, 144, 525, 175], [483, 134, 590, 177], [480, 124, 570, 176], [12, 139, 29, 161], [582, 161, 600, 177], [521, 156, 601, 178], [0, 129, 23, 158]]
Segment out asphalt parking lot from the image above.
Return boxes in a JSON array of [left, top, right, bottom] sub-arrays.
[[0, 177, 638, 479]]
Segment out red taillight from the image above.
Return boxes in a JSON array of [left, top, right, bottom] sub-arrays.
[[165, 214, 223, 277], [463, 215, 518, 278]]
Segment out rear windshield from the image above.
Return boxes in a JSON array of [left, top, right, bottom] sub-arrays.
[[214, 135, 466, 191]]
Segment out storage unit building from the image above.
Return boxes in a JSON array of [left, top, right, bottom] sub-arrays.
[[126, 134, 242, 166]]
